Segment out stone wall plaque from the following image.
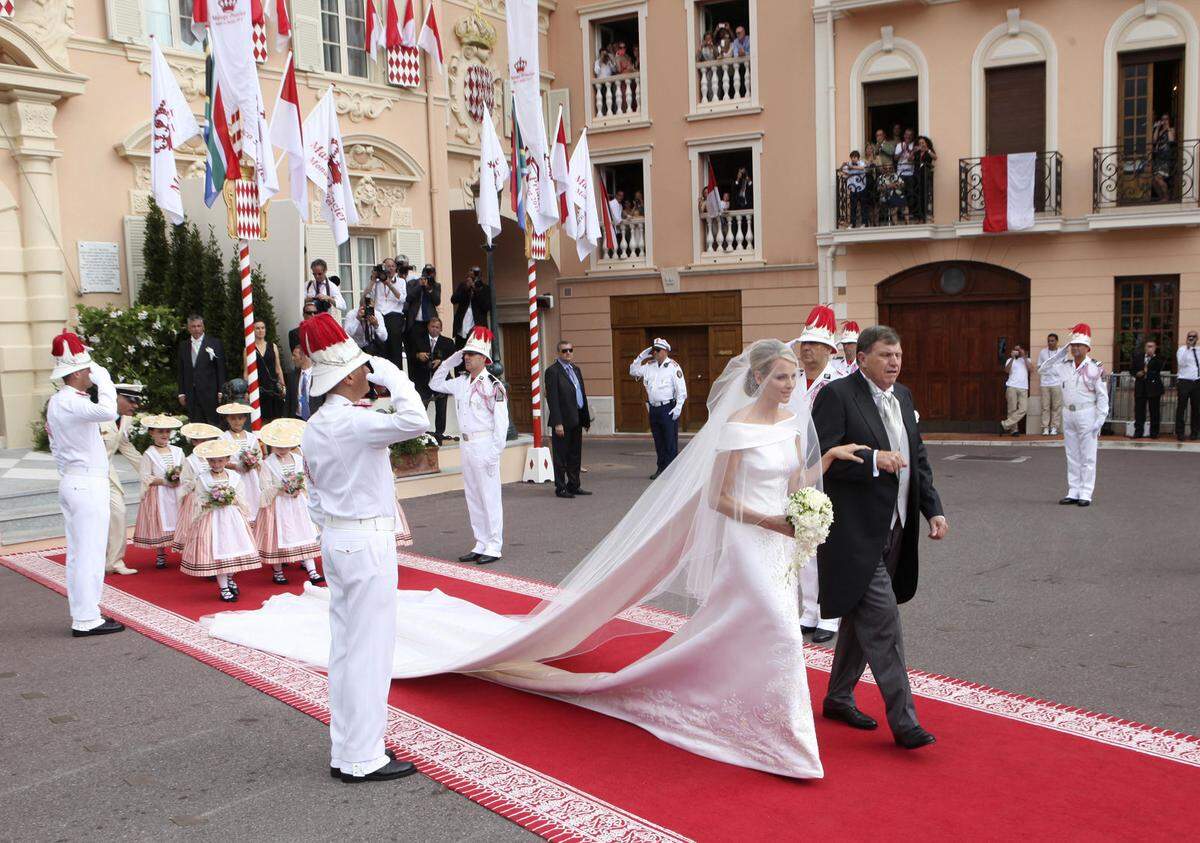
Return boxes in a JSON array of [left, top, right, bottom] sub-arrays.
[[78, 241, 121, 294]]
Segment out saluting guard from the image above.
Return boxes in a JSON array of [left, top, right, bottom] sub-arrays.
[[630, 338, 688, 478], [46, 331, 125, 637], [431, 327, 509, 565], [102, 383, 144, 575], [1038, 323, 1110, 506]]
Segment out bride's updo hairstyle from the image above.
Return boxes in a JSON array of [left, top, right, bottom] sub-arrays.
[[743, 339, 798, 396]]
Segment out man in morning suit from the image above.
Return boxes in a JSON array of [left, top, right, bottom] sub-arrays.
[[176, 314, 227, 425], [1130, 340, 1165, 438], [544, 339, 592, 498], [811, 324, 948, 750], [407, 316, 456, 441]]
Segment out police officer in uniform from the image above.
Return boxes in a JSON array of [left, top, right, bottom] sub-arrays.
[[630, 338, 688, 478], [1038, 323, 1109, 507], [102, 384, 144, 575], [46, 331, 125, 637], [431, 326, 509, 564]]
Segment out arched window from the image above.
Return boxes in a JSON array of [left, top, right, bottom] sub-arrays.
[[970, 14, 1058, 157], [850, 28, 930, 151]]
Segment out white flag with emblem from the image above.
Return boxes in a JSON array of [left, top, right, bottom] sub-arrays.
[[565, 129, 600, 261], [303, 87, 359, 244], [476, 105, 509, 246], [505, 0, 558, 234], [149, 37, 201, 225]]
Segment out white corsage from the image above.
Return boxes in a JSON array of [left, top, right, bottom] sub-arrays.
[[784, 487, 834, 579], [205, 347, 216, 361]]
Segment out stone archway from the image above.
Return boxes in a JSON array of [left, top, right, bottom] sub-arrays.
[[878, 261, 1030, 432]]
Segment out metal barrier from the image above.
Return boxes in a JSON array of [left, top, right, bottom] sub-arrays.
[[1106, 372, 1180, 433]]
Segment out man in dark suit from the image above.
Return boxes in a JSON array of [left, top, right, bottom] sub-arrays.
[[285, 344, 315, 420], [288, 302, 320, 353], [451, 267, 491, 349], [1131, 340, 1165, 438], [404, 263, 442, 346], [406, 316, 456, 440], [812, 324, 948, 750], [544, 339, 592, 498], [176, 314, 227, 425]]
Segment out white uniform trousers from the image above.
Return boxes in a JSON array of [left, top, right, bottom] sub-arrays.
[[1063, 407, 1100, 501], [105, 474, 126, 570], [800, 558, 839, 633], [461, 438, 503, 557], [323, 527, 397, 777], [60, 475, 110, 630]]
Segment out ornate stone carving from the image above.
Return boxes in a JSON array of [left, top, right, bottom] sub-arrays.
[[353, 176, 410, 224], [136, 56, 206, 100], [347, 144, 388, 172], [334, 89, 393, 123], [459, 161, 482, 210], [133, 163, 151, 190], [130, 189, 152, 216], [13, 100, 57, 139], [454, 7, 498, 55], [15, 0, 76, 67]]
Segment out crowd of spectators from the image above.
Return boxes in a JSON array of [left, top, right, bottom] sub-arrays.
[[593, 41, 639, 78], [840, 124, 936, 227], [696, 21, 750, 61]]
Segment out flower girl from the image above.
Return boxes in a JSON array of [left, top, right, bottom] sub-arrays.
[[170, 423, 222, 568], [254, 419, 323, 585], [218, 403, 262, 524], [131, 415, 185, 567], [180, 439, 261, 602]]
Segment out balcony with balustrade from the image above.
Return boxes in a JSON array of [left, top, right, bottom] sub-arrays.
[[585, 11, 649, 131], [1092, 140, 1199, 212], [597, 218, 648, 269], [960, 152, 1062, 222], [695, 55, 753, 111], [699, 210, 756, 261], [591, 72, 643, 126]]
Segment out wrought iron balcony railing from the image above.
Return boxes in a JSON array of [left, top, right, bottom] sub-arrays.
[[959, 152, 1062, 221], [834, 165, 934, 229], [1092, 139, 1199, 211]]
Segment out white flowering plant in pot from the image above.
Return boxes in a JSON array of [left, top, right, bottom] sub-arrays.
[[75, 304, 182, 412]]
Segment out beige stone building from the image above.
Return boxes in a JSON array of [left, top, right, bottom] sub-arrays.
[[2, 0, 1199, 446]]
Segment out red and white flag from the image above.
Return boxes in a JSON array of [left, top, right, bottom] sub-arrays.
[[385, 0, 403, 48], [417, 2, 444, 74], [273, 0, 291, 50], [982, 152, 1036, 232], [364, 0, 386, 58], [303, 86, 359, 244], [269, 51, 307, 220], [596, 177, 617, 252], [550, 104, 570, 223], [564, 129, 600, 261], [191, 0, 208, 40], [704, 158, 722, 219], [150, 36, 201, 225], [399, 0, 416, 47]]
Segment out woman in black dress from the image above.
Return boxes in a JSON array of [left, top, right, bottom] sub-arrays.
[[246, 320, 287, 422]]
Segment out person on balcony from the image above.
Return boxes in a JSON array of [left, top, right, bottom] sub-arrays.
[[698, 31, 718, 62], [878, 165, 906, 226], [732, 25, 750, 57], [895, 129, 917, 222], [732, 167, 753, 211], [841, 152, 868, 228], [594, 48, 616, 79], [913, 136, 937, 222], [1152, 114, 1177, 202], [609, 189, 625, 226], [614, 42, 635, 75]]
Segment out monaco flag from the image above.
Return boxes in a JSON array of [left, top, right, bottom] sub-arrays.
[[150, 36, 201, 225], [273, 0, 291, 50], [417, 2, 444, 74], [982, 152, 1036, 232], [303, 86, 359, 244], [364, 0, 385, 58], [551, 104, 570, 223], [399, 0, 416, 47], [269, 51, 307, 220]]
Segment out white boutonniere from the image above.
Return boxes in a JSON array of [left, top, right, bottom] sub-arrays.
[[205, 347, 215, 361]]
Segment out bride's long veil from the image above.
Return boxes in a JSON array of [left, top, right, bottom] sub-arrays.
[[404, 341, 825, 675]]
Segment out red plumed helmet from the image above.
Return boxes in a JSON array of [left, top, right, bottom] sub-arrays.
[[1068, 322, 1093, 348], [51, 330, 86, 357], [463, 324, 494, 363], [299, 313, 351, 356], [1070, 323, 1091, 337], [798, 305, 839, 350], [470, 326, 494, 343], [840, 320, 861, 344]]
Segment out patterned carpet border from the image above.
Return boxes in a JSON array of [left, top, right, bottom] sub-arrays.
[[0, 549, 690, 843]]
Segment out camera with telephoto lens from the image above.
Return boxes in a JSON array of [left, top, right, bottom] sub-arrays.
[[362, 294, 374, 320]]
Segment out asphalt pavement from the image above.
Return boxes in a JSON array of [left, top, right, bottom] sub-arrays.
[[1, 437, 1197, 840]]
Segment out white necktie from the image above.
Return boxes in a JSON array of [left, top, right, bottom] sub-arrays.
[[881, 390, 907, 527]]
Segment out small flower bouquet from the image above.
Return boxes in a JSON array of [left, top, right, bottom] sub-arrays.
[[238, 448, 261, 471], [784, 487, 834, 577], [164, 465, 181, 485], [281, 472, 306, 497], [203, 483, 238, 510]]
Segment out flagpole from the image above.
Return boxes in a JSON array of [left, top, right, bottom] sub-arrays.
[[527, 256, 542, 449], [239, 239, 262, 430]]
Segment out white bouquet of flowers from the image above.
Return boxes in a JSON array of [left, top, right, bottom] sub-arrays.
[[784, 487, 834, 577]]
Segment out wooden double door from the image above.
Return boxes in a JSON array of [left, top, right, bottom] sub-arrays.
[[612, 291, 742, 432], [880, 262, 1029, 432]]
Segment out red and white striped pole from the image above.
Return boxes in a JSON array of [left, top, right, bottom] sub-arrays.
[[527, 257, 542, 449], [239, 239, 262, 431]]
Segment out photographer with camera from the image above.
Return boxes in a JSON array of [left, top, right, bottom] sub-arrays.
[[304, 259, 346, 320], [451, 266, 492, 349], [363, 256, 409, 367], [404, 263, 442, 345], [344, 266, 390, 357]]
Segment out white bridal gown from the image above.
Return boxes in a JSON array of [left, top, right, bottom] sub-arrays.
[[205, 417, 822, 778]]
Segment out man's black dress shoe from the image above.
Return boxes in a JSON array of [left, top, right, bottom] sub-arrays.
[[475, 555, 500, 565], [811, 629, 835, 644], [555, 490, 575, 498], [331, 749, 395, 778], [458, 552, 481, 563], [340, 757, 418, 784], [822, 703, 878, 730], [649, 472, 661, 480], [1077, 500, 1091, 507], [1058, 497, 1078, 505], [72, 618, 125, 638], [801, 625, 817, 635], [894, 727, 937, 749], [570, 489, 593, 496]]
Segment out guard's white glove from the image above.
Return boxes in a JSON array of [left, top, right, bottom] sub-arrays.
[[670, 406, 682, 421], [89, 361, 113, 383], [444, 348, 466, 368], [366, 355, 405, 393]]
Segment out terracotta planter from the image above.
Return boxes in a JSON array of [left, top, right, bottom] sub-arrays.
[[391, 445, 440, 478]]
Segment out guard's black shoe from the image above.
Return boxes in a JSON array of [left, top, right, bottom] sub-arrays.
[[1077, 500, 1091, 507], [570, 489, 593, 496], [458, 552, 481, 563], [332, 749, 395, 778], [649, 472, 661, 480], [801, 625, 817, 635], [894, 727, 937, 749], [475, 555, 500, 565], [555, 490, 575, 498], [822, 703, 878, 730], [1058, 497, 1079, 505], [72, 618, 125, 638], [812, 629, 836, 644], [340, 758, 419, 784]]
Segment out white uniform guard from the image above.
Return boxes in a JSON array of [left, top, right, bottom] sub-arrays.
[[298, 314, 428, 781], [837, 321, 860, 376], [103, 385, 143, 574], [1038, 323, 1109, 505], [431, 327, 509, 562], [46, 332, 121, 633]]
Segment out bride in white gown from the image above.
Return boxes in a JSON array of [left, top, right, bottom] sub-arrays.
[[204, 339, 864, 778]]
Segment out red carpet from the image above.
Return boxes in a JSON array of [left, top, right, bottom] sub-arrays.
[[4, 545, 1197, 841]]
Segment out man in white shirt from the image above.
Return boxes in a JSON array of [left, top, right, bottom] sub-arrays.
[[305, 258, 347, 319], [46, 331, 125, 637], [608, 190, 624, 226], [366, 256, 409, 368], [102, 384, 144, 575], [343, 300, 388, 354], [1175, 329, 1199, 440], [1038, 323, 1109, 506], [630, 338, 688, 479], [299, 313, 428, 783], [1036, 333, 1064, 436], [1001, 345, 1034, 436]]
